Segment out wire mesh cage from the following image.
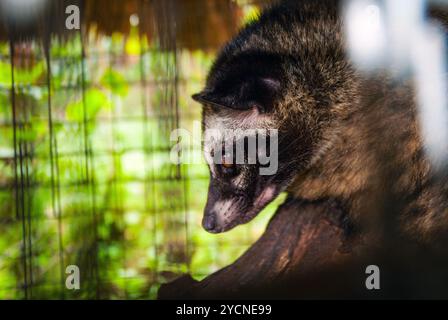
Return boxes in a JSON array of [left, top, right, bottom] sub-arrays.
[[0, 0, 282, 299]]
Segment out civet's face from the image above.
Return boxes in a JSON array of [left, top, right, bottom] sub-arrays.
[[195, 101, 280, 233]]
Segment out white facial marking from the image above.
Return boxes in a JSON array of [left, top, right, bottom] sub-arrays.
[[232, 173, 245, 188], [254, 185, 276, 208], [203, 143, 217, 177], [212, 200, 235, 224]]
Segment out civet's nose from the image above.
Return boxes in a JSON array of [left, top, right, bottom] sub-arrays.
[[202, 214, 216, 232]]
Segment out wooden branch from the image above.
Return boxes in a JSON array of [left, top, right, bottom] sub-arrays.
[[159, 195, 448, 299], [158, 198, 361, 299]]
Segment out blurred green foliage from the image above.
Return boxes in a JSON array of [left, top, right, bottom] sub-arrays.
[[0, 3, 283, 299]]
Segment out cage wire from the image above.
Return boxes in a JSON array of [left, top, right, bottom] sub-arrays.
[[0, 0, 278, 299]]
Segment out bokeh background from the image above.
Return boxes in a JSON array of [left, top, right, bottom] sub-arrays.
[[0, 0, 286, 299]]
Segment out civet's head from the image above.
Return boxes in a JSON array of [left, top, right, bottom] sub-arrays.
[[193, 52, 327, 234], [192, 3, 351, 233]]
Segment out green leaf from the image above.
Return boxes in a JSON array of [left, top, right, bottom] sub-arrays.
[[100, 68, 128, 97], [0, 61, 11, 86], [66, 88, 110, 121]]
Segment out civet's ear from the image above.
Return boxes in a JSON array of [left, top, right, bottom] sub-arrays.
[[239, 76, 282, 113], [191, 91, 228, 109], [191, 76, 281, 113]]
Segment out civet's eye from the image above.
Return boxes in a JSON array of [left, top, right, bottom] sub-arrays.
[[220, 155, 238, 176], [222, 160, 233, 169]]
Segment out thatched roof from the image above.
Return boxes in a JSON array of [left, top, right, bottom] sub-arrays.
[[0, 0, 273, 50]]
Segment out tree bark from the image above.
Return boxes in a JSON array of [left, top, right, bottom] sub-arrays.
[[158, 197, 363, 299]]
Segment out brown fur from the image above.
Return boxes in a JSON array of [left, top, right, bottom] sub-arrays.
[[289, 74, 447, 242]]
